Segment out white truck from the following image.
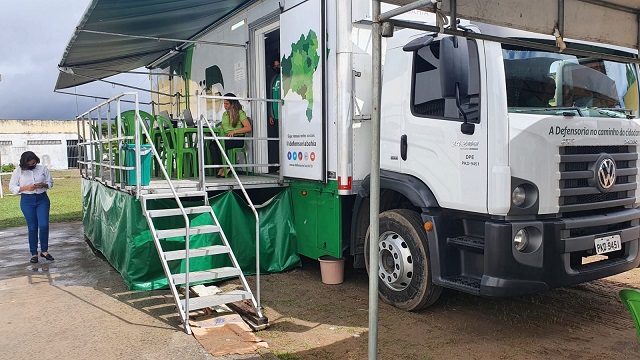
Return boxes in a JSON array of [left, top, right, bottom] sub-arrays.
[[57, 0, 640, 311], [363, 25, 640, 309]]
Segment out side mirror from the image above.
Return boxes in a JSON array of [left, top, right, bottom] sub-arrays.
[[403, 34, 436, 52], [461, 122, 475, 135], [440, 36, 474, 135], [439, 36, 470, 98]]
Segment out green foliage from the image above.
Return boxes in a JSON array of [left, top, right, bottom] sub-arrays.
[[1, 163, 15, 173], [101, 122, 118, 136], [281, 30, 320, 121], [0, 170, 82, 228]]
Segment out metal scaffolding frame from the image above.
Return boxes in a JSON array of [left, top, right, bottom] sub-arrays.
[[367, 0, 640, 358]]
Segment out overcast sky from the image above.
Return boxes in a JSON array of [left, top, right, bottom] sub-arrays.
[[0, 1, 150, 120]]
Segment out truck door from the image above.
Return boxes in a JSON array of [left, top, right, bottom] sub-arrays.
[[400, 38, 488, 213]]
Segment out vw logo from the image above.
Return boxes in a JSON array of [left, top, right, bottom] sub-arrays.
[[597, 157, 616, 190]]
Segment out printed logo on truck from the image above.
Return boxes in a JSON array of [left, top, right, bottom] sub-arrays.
[[597, 157, 616, 190], [281, 30, 320, 121]]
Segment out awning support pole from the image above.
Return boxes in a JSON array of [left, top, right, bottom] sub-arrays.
[[387, 18, 640, 64], [78, 29, 247, 48], [450, 0, 457, 30], [578, 0, 638, 14], [557, 0, 565, 36], [56, 70, 175, 97]]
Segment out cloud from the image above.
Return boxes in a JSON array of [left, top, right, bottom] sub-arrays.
[[0, 0, 150, 120]]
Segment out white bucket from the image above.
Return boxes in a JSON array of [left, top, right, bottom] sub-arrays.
[[318, 256, 345, 285]]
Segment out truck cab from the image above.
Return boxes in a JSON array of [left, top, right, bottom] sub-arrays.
[[355, 27, 640, 310]]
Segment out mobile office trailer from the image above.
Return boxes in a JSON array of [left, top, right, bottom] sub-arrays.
[[64, 0, 640, 311], [151, 0, 640, 310]]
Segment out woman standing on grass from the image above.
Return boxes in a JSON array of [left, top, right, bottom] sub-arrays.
[[9, 151, 54, 263]]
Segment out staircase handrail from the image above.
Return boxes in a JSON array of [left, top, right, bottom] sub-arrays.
[[128, 95, 197, 326], [76, 92, 195, 330], [197, 94, 273, 313]]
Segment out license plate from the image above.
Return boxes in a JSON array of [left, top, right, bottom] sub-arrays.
[[594, 235, 622, 255]]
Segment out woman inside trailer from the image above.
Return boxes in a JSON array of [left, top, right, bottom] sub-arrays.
[[209, 93, 252, 178]]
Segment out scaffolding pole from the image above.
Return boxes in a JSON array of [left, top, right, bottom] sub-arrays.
[[369, 0, 382, 358]]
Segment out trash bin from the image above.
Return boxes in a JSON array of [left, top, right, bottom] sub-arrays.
[[122, 144, 152, 186], [318, 256, 345, 284]]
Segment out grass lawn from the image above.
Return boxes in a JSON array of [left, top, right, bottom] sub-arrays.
[[0, 169, 82, 229]]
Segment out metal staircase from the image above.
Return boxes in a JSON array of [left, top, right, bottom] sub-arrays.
[[76, 92, 273, 334], [139, 189, 261, 334], [133, 107, 265, 334]]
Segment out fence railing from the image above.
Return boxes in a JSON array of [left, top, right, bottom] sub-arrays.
[[75, 92, 144, 193], [195, 94, 282, 314], [0, 171, 12, 198]]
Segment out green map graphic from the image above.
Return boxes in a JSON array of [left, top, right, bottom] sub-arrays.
[[281, 30, 320, 121]]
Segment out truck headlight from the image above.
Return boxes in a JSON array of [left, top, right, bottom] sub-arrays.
[[512, 186, 526, 206], [514, 228, 529, 252]]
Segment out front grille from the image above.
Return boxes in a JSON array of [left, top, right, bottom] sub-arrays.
[[559, 146, 638, 213], [564, 176, 629, 189], [563, 145, 629, 155], [565, 192, 625, 205], [569, 221, 632, 238]]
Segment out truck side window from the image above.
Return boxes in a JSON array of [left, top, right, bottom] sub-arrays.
[[411, 40, 480, 123]]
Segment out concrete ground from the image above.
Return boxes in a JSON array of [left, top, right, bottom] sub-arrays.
[[0, 222, 265, 360]]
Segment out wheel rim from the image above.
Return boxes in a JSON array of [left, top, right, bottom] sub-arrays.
[[378, 231, 413, 291]]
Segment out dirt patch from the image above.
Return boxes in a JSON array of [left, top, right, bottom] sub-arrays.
[[246, 258, 640, 359]]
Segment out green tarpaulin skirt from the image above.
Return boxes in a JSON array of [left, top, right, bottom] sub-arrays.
[[81, 179, 300, 290]]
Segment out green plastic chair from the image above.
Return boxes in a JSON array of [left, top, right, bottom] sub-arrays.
[[225, 140, 249, 177], [620, 289, 640, 343], [117, 110, 155, 181], [119, 110, 155, 144], [154, 116, 177, 178], [222, 118, 251, 177], [150, 114, 167, 154], [154, 117, 197, 179], [174, 129, 198, 180]]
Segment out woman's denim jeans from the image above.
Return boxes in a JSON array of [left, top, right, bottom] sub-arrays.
[[20, 193, 50, 256]]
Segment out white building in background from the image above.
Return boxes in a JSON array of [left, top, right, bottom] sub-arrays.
[[0, 120, 80, 170]]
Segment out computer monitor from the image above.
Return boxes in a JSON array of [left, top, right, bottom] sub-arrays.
[[183, 109, 196, 128]]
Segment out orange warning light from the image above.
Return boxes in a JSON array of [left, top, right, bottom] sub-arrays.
[[424, 221, 433, 232]]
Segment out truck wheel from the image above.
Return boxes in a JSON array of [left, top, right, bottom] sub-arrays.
[[365, 209, 442, 311]]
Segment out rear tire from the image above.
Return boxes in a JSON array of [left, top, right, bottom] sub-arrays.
[[365, 209, 442, 311]]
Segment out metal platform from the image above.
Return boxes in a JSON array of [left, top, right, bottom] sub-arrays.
[[85, 173, 288, 196]]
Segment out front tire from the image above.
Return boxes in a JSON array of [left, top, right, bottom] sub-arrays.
[[365, 209, 442, 311]]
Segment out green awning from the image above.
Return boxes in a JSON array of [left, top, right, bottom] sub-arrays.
[[57, 0, 639, 91], [55, 0, 254, 90]]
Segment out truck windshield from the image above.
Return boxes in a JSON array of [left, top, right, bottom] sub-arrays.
[[502, 45, 639, 118]]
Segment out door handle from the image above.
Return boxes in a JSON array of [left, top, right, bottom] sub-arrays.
[[400, 134, 407, 161]]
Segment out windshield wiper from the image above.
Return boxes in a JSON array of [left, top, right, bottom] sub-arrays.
[[510, 107, 584, 116], [591, 107, 634, 119]]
